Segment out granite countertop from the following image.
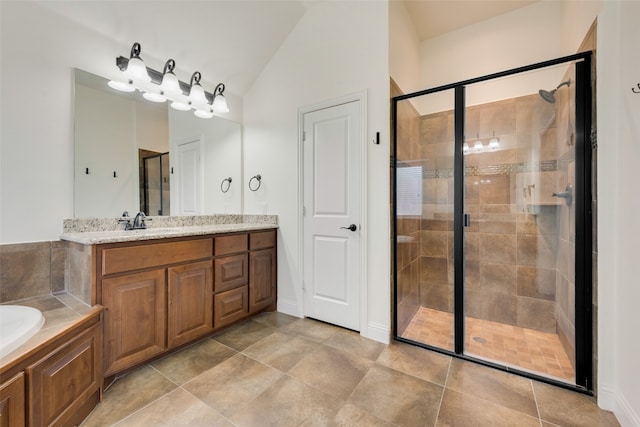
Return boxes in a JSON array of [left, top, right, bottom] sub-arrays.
[[60, 214, 278, 245]]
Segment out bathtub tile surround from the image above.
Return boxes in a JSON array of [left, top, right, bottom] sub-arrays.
[[79, 313, 619, 426], [0, 241, 65, 302]]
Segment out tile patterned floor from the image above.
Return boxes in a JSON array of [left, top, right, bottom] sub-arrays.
[[402, 307, 576, 382], [81, 312, 618, 427]]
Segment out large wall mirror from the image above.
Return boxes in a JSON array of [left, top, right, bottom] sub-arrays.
[[73, 69, 242, 218]]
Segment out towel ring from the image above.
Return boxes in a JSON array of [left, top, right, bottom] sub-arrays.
[[220, 177, 232, 193], [249, 174, 262, 192]]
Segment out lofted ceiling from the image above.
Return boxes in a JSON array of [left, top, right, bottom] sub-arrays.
[[36, 0, 539, 96], [401, 0, 540, 41]]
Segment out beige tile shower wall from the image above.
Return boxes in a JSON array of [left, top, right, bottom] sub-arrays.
[[418, 94, 563, 334], [0, 241, 65, 302], [393, 80, 423, 334]]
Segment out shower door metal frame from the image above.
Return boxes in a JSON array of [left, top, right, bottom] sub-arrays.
[[392, 51, 593, 393], [142, 151, 170, 216]]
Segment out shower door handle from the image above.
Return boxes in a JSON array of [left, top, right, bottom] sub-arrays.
[[464, 214, 471, 227]]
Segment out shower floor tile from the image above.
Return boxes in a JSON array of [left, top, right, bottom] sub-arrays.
[[401, 307, 575, 382]]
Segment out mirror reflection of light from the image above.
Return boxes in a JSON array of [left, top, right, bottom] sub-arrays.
[[142, 92, 167, 103], [108, 80, 135, 92]]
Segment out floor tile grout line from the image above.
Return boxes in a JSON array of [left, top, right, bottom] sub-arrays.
[[433, 356, 453, 426], [531, 379, 545, 427], [177, 383, 240, 427]]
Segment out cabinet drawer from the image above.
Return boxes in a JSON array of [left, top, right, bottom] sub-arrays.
[[101, 239, 212, 275], [214, 286, 249, 328], [214, 234, 247, 256], [214, 254, 248, 293], [250, 230, 276, 250]]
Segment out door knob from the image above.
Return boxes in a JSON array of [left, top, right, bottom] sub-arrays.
[[340, 224, 357, 232]]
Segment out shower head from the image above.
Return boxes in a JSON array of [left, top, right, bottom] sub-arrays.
[[539, 80, 571, 103]]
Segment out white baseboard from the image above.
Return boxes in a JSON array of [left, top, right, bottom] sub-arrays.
[[363, 321, 390, 344], [277, 298, 302, 318], [598, 384, 617, 411], [598, 384, 640, 427], [615, 391, 640, 427]]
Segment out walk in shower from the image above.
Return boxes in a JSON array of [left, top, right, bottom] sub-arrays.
[[393, 52, 593, 391]]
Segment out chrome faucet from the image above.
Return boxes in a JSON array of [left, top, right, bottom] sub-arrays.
[[131, 212, 147, 229]]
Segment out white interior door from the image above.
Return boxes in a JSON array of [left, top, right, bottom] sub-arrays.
[[175, 138, 202, 215], [303, 100, 361, 331]]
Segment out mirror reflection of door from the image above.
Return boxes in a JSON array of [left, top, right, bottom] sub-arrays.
[[174, 138, 202, 216]]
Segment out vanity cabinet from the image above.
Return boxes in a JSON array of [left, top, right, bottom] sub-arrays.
[[249, 231, 277, 313], [94, 229, 276, 377], [0, 373, 25, 427], [99, 237, 212, 376]]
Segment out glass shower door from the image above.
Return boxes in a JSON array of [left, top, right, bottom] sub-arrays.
[[393, 52, 592, 390], [463, 64, 578, 383], [395, 89, 455, 351]]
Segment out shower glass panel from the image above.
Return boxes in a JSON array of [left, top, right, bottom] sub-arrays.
[[463, 63, 577, 383], [396, 89, 455, 351], [393, 52, 592, 390]]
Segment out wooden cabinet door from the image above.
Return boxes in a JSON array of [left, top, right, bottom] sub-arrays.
[[0, 373, 25, 427], [27, 322, 102, 427], [167, 261, 213, 348], [102, 269, 166, 376], [214, 286, 249, 328], [249, 248, 277, 313]]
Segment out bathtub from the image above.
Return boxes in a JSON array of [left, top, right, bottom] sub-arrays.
[[0, 305, 45, 359]]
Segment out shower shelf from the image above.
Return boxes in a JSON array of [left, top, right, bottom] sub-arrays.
[[525, 202, 562, 215]]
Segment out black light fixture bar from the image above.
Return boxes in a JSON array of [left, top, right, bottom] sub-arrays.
[[115, 56, 220, 104]]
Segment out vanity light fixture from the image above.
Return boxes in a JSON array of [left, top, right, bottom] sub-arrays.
[[488, 131, 500, 149], [109, 42, 229, 118], [464, 131, 500, 154], [187, 72, 208, 106], [195, 83, 229, 118], [123, 42, 151, 83]]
